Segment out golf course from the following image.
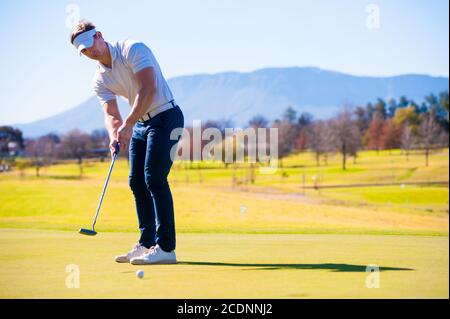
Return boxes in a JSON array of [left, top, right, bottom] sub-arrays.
[[0, 149, 448, 298]]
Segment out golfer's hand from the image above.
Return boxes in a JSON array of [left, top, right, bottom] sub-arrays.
[[109, 139, 119, 158], [117, 122, 133, 150]]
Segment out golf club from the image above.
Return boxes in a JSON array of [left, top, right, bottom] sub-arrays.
[[79, 142, 120, 236]]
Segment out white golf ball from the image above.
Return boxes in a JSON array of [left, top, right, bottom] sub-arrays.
[[136, 269, 144, 279]]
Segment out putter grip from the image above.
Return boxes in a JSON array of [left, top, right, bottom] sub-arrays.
[[114, 142, 120, 155]]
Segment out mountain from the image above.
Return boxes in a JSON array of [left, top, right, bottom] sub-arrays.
[[169, 67, 448, 125], [13, 97, 131, 138], [13, 67, 449, 137]]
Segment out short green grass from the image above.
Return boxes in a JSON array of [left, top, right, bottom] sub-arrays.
[[0, 229, 447, 298], [318, 185, 449, 213]]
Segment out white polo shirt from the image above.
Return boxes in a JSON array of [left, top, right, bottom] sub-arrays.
[[92, 40, 174, 116]]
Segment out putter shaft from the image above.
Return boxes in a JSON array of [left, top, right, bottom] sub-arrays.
[[91, 150, 118, 230]]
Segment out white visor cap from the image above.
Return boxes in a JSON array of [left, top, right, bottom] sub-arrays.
[[73, 28, 97, 55]]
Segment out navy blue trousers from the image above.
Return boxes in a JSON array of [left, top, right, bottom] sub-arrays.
[[128, 106, 184, 251]]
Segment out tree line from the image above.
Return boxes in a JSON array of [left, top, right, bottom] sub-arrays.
[[0, 91, 448, 175], [180, 91, 448, 169], [0, 128, 110, 176], [266, 91, 449, 169]]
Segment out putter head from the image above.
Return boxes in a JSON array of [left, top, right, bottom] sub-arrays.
[[78, 228, 97, 236]]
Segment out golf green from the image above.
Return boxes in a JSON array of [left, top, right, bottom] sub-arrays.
[[0, 228, 447, 298]]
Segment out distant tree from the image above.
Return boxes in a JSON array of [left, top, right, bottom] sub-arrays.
[[354, 106, 370, 146], [401, 124, 416, 162], [24, 135, 58, 177], [91, 129, 108, 146], [201, 120, 234, 161], [274, 120, 298, 160], [306, 121, 329, 166], [437, 130, 450, 148], [41, 133, 60, 161], [410, 101, 421, 114], [437, 91, 449, 131], [366, 111, 385, 152], [295, 130, 308, 152], [419, 102, 428, 114], [440, 91, 449, 116], [298, 112, 314, 127], [374, 98, 387, 119], [282, 106, 297, 124], [425, 93, 439, 110], [248, 115, 269, 129], [60, 129, 91, 176], [418, 112, 442, 167], [398, 96, 409, 108], [14, 157, 31, 177], [295, 112, 314, 151], [365, 102, 375, 120], [380, 119, 402, 150], [424, 93, 447, 126], [387, 99, 398, 118], [329, 110, 361, 170], [247, 116, 270, 162], [89, 129, 109, 161], [439, 91, 449, 131], [0, 126, 24, 159], [393, 106, 421, 132]]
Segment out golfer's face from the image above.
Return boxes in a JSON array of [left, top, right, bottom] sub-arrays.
[[81, 35, 103, 60]]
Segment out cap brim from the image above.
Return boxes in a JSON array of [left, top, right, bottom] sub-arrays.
[[77, 44, 87, 56], [73, 29, 96, 56], [77, 40, 94, 56]]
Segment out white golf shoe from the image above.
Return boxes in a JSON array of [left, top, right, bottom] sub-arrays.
[[115, 243, 148, 263], [130, 244, 177, 265]]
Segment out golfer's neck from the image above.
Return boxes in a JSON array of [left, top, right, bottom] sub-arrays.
[[99, 43, 112, 69]]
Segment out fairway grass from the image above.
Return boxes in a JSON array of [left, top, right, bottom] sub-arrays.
[[0, 180, 447, 236], [0, 229, 447, 298]]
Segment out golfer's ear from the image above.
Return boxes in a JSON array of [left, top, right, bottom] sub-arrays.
[[93, 31, 103, 42], [134, 67, 157, 93]]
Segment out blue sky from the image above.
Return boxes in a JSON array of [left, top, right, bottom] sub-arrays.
[[0, 0, 448, 125]]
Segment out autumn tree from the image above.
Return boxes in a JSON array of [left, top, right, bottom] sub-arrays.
[[393, 106, 421, 132], [295, 112, 313, 151], [380, 119, 402, 150], [366, 111, 385, 152]]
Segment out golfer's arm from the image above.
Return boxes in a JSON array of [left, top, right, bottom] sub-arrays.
[[102, 99, 123, 140], [124, 67, 157, 125]]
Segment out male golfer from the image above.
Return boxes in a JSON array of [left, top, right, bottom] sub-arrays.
[[71, 20, 184, 265]]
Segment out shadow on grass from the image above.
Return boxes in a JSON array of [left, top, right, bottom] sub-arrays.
[[177, 261, 413, 272]]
